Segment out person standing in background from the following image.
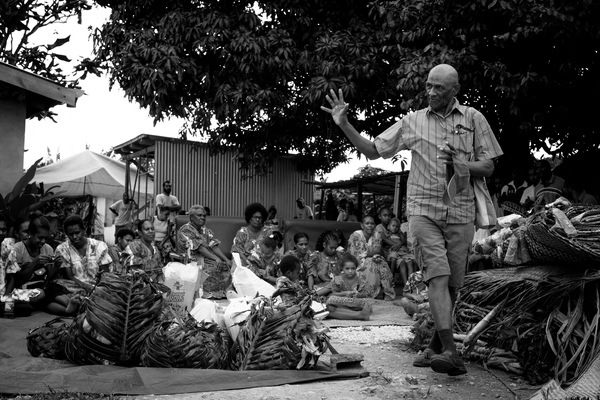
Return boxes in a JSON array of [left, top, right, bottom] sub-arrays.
[[156, 180, 181, 224], [294, 197, 314, 219], [110, 192, 137, 238]]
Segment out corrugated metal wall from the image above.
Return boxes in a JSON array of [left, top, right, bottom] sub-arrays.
[[155, 141, 314, 219]]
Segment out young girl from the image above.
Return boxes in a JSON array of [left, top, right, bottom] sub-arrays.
[[272, 254, 308, 308], [399, 270, 428, 318], [327, 253, 372, 321], [284, 232, 317, 290], [247, 236, 281, 284], [386, 217, 413, 286], [6, 214, 77, 315], [313, 230, 344, 295]]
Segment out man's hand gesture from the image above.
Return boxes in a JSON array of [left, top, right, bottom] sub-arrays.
[[321, 88, 349, 126]]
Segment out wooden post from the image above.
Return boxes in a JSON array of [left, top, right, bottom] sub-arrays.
[[357, 184, 363, 221]]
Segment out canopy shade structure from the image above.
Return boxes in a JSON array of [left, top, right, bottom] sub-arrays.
[[34, 150, 153, 200]]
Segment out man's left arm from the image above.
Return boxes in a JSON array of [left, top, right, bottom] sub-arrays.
[[467, 109, 503, 178]]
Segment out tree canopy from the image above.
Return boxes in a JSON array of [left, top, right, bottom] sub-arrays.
[[90, 0, 600, 175], [0, 1, 92, 85]]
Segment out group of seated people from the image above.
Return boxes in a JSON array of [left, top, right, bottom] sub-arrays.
[[0, 201, 417, 320], [493, 159, 598, 217]]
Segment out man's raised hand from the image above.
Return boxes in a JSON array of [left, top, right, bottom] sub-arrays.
[[320, 88, 349, 126]]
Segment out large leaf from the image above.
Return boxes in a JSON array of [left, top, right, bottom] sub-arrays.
[[9, 158, 42, 201], [46, 35, 70, 50], [65, 271, 166, 366]]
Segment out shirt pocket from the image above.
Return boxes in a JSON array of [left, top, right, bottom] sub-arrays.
[[448, 130, 474, 159]]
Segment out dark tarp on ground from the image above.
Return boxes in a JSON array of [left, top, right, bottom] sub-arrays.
[[0, 358, 360, 395], [0, 311, 361, 395]]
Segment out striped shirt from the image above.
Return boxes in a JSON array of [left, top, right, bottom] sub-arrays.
[[534, 174, 565, 206], [374, 99, 503, 223]]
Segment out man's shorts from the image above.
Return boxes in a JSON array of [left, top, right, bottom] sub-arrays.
[[408, 216, 474, 288]]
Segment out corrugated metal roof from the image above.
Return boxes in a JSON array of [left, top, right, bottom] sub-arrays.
[[307, 171, 409, 196], [113, 134, 314, 219]]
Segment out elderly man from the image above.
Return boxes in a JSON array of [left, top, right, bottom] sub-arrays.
[[177, 205, 231, 266], [322, 64, 503, 376]]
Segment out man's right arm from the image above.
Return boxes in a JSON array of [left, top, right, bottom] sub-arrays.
[[321, 89, 381, 160]]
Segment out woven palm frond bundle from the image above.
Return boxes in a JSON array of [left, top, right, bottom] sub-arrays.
[[525, 206, 600, 267], [455, 266, 600, 385], [65, 271, 167, 366], [231, 296, 329, 371], [140, 317, 231, 369], [27, 317, 72, 359]]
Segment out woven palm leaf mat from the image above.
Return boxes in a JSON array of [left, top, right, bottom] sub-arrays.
[[0, 311, 361, 395], [529, 350, 600, 400], [322, 299, 414, 328]]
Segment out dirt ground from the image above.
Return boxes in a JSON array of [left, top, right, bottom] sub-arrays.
[[135, 336, 539, 400]]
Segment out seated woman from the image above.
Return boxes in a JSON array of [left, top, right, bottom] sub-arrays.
[[6, 214, 78, 315], [231, 203, 270, 266], [348, 216, 396, 300], [176, 205, 231, 267], [55, 215, 113, 294], [1, 215, 30, 297], [284, 232, 318, 290], [107, 228, 135, 274], [247, 236, 280, 285], [313, 230, 344, 295], [123, 219, 164, 282], [4, 214, 50, 308]]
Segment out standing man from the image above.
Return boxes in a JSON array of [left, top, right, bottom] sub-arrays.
[[322, 64, 503, 376], [294, 197, 314, 219], [156, 180, 181, 224], [110, 192, 138, 238]]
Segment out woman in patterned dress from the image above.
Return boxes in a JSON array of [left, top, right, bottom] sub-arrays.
[[123, 219, 164, 282], [284, 232, 317, 290], [347, 216, 396, 300], [231, 203, 270, 266]]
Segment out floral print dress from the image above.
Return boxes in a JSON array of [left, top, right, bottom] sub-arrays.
[[124, 239, 164, 283], [231, 226, 270, 264], [283, 249, 317, 287], [313, 251, 343, 288], [347, 230, 395, 299]]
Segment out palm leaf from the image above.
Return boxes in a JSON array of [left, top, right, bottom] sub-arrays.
[[65, 271, 166, 366]]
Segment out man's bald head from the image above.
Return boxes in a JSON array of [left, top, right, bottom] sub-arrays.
[[429, 64, 459, 86], [426, 64, 460, 114]]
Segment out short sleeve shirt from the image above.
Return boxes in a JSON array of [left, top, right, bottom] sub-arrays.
[[374, 100, 503, 223], [6, 242, 54, 289], [56, 238, 112, 285], [156, 193, 180, 222], [110, 200, 136, 226], [296, 206, 314, 219], [177, 222, 222, 261]]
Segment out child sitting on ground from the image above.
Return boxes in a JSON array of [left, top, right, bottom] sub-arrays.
[[272, 254, 308, 308], [326, 253, 372, 321], [247, 236, 281, 285], [386, 217, 414, 287], [313, 230, 344, 296], [399, 270, 428, 318]]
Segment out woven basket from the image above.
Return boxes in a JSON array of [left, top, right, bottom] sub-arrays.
[[524, 213, 600, 266], [27, 317, 72, 359], [500, 201, 528, 217]]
